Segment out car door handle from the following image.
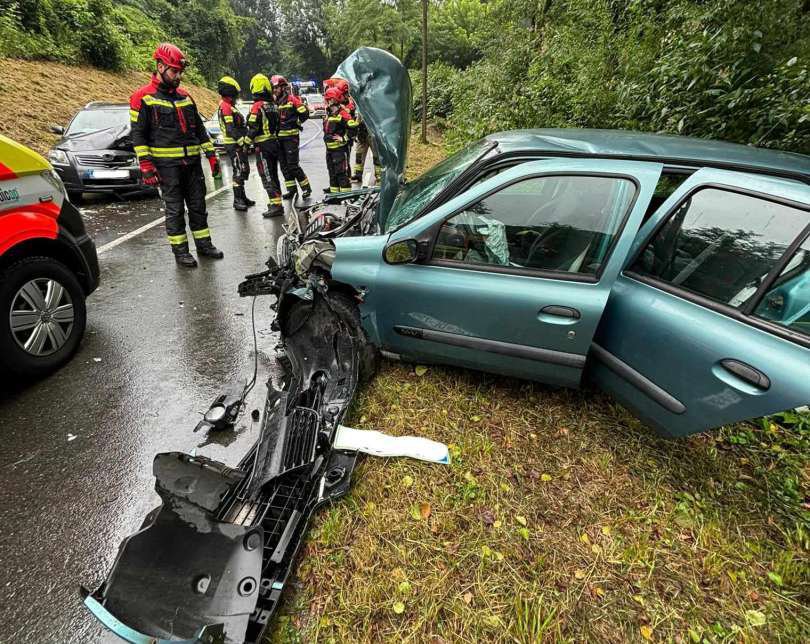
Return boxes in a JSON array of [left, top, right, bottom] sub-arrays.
[[538, 305, 581, 325], [719, 359, 771, 391]]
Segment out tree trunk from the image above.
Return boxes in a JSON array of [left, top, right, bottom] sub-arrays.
[[421, 0, 428, 144]]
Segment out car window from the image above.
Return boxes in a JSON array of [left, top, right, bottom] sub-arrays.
[[66, 108, 128, 135], [631, 188, 809, 308], [753, 235, 810, 337], [431, 175, 636, 276], [384, 139, 496, 233]]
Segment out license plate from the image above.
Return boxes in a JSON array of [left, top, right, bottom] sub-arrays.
[[84, 169, 130, 179]]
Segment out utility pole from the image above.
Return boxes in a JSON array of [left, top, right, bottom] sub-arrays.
[[421, 0, 428, 144]]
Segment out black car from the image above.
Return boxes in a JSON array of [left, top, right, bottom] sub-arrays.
[[48, 102, 156, 201]]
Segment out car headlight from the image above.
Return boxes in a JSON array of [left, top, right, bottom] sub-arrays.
[[47, 149, 69, 165], [41, 169, 67, 199]]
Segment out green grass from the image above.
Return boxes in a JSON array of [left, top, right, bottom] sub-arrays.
[[268, 363, 809, 643]]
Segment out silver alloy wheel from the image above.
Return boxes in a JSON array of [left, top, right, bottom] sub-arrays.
[[9, 278, 75, 356]]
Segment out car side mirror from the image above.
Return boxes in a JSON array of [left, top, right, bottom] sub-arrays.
[[384, 239, 420, 264], [49, 124, 64, 135]]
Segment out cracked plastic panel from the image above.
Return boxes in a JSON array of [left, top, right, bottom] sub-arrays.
[[85, 291, 360, 644]]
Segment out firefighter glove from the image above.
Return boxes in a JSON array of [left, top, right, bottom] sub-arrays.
[[139, 159, 160, 186]]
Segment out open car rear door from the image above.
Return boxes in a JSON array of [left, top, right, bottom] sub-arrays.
[[589, 168, 810, 437]]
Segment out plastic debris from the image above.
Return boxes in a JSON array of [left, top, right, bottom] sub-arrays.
[[334, 425, 450, 464]]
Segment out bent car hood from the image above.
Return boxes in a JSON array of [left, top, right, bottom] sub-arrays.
[[56, 124, 133, 152], [336, 47, 411, 230]]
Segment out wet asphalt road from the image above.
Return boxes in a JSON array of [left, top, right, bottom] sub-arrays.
[[0, 121, 335, 643]]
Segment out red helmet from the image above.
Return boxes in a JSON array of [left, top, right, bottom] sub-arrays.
[[153, 43, 187, 70], [270, 75, 288, 88], [324, 77, 350, 97], [324, 87, 343, 103]]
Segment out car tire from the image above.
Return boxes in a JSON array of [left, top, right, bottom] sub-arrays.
[[327, 292, 379, 383], [0, 256, 87, 379], [67, 191, 84, 205]]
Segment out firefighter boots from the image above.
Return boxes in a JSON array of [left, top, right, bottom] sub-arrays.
[[196, 238, 225, 259], [173, 243, 198, 268], [233, 185, 249, 211]]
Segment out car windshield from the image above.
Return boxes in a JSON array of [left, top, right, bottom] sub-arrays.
[[66, 108, 128, 135], [384, 139, 497, 233]]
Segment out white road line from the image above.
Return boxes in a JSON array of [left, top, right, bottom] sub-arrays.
[[299, 121, 322, 149], [96, 183, 232, 255]]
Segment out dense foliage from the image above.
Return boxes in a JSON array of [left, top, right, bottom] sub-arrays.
[[419, 0, 810, 153], [0, 0, 243, 84], [1, 0, 807, 153]]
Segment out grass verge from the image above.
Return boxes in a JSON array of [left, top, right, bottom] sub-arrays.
[[0, 59, 220, 154]]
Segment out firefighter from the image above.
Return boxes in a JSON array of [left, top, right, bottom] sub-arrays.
[[326, 78, 381, 186], [217, 75, 255, 212], [246, 73, 284, 218], [351, 117, 381, 184], [271, 75, 312, 200], [323, 87, 358, 194], [130, 43, 223, 267]]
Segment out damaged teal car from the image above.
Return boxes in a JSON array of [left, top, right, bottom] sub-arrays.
[[293, 47, 810, 439]]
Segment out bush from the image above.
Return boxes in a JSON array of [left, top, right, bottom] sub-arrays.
[[411, 62, 461, 122], [78, 0, 127, 70], [435, 0, 809, 155]]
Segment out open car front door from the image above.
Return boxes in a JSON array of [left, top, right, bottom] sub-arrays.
[[372, 158, 663, 388], [589, 168, 810, 437]]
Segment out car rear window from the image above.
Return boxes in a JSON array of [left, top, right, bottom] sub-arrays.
[[631, 188, 810, 309]]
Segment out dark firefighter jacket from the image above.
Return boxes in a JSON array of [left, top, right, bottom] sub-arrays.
[[276, 92, 309, 137], [130, 74, 215, 165], [323, 109, 358, 150], [246, 100, 280, 144], [217, 98, 248, 146]]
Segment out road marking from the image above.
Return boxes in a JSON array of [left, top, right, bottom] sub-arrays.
[[96, 183, 232, 255], [299, 128, 321, 150]]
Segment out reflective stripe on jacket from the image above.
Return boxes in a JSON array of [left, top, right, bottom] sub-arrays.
[[323, 109, 358, 150], [218, 98, 248, 146], [247, 100, 279, 144], [276, 92, 308, 137], [129, 74, 214, 165]]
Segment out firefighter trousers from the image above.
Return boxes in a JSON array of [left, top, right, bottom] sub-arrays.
[[255, 140, 283, 208], [353, 130, 381, 181], [279, 136, 310, 193], [158, 160, 212, 250], [326, 148, 351, 193], [224, 143, 250, 187]]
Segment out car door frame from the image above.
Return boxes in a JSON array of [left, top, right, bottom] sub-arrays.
[[374, 158, 664, 386], [588, 167, 810, 437]]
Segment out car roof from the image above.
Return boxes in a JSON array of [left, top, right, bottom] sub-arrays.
[[486, 128, 810, 182], [83, 101, 128, 110]]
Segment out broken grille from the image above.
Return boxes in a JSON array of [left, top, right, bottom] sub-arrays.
[[283, 407, 319, 471]]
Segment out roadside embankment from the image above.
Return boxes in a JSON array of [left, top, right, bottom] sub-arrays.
[[0, 59, 219, 155]]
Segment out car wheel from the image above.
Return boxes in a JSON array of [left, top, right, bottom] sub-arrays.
[[0, 256, 88, 378], [326, 292, 379, 383]]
